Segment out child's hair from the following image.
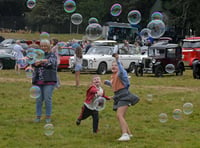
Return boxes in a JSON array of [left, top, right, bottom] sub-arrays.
[[75, 46, 83, 58]]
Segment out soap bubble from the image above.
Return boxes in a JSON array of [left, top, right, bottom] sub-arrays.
[[71, 13, 83, 25], [40, 32, 50, 40], [183, 102, 193, 115], [88, 17, 98, 24], [127, 10, 141, 25], [172, 109, 182, 120], [30, 86, 41, 99], [151, 11, 163, 21], [85, 23, 102, 41], [110, 3, 122, 16], [140, 28, 152, 40], [147, 20, 165, 39], [26, 0, 36, 9], [44, 124, 54, 136], [159, 113, 168, 123], [64, 0, 76, 13]]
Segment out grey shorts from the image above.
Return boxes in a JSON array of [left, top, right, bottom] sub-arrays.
[[113, 88, 139, 111]]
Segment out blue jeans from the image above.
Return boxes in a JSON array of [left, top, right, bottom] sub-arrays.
[[36, 84, 55, 117]]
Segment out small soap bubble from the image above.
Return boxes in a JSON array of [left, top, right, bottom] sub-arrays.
[[159, 113, 168, 123], [183, 102, 193, 115], [44, 124, 54, 136], [172, 109, 182, 120], [110, 3, 122, 17], [30, 86, 41, 99]]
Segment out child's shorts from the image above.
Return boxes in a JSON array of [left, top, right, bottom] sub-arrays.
[[75, 64, 82, 72]]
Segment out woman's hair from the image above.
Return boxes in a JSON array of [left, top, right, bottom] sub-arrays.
[[75, 46, 82, 58], [40, 39, 51, 51], [51, 38, 58, 46]]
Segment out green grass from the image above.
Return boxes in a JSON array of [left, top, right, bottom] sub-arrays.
[[0, 69, 200, 148]]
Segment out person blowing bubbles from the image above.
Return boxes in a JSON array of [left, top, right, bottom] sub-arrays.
[[104, 53, 140, 141]]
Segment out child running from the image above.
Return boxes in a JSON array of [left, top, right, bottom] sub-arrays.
[[104, 53, 140, 141], [76, 75, 110, 133]]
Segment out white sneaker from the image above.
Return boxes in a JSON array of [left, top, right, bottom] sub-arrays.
[[118, 133, 130, 141]]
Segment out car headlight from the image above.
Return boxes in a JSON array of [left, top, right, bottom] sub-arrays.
[[152, 59, 156, 64]]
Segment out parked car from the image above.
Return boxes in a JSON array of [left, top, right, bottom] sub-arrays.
[[0, 47, 16, 70], [58, 47, 75, 70], [69, 44, 147, 74], [0, 39, 16, 47], [135, 42, 185, 77], [182, 37, 200, 67]]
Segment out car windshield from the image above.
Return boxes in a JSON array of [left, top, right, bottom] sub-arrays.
[[182, 41, 200, 48], [86, 46, 113, 55], [149, 48, 165, 57]]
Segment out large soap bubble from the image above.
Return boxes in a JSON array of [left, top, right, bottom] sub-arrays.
[[93, 97, 106, 111], [147, 20, 166, 39], [172, 109, 182, 120], [64, 0, 76, 13], [110, 3, 122, 16], [85, 23, 102, 41], [159, 113, 168, 123], [71, 13, 83, 25], [40, 32, 50, 40], [127, 10, 141, 25], [26, 0, 36, 9]]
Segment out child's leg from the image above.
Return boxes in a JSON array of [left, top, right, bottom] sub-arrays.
[[92, 111, 99, 133], [77, 105, 91, 120], [116, 105, 130, 134]]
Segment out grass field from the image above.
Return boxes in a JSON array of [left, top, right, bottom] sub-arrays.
[[0, 69, 200, 148]]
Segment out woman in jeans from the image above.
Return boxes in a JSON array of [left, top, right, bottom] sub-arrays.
[[32, 39, 57, 123]]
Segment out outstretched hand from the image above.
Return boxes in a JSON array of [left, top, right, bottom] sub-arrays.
[[112, 53, 119, 60]]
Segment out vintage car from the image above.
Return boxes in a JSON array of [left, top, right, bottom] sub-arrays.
[[135, 42, 185, 77], [0, 47, 16, 70], [69, 43, 147, 74], [58, 46, 75, 70]]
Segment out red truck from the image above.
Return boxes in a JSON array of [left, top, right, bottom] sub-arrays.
[[182, 37, 200, 67]]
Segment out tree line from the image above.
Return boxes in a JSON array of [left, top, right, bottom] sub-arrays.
[[0, 0, 199, 37]]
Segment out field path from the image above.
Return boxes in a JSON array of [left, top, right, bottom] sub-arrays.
[[0, 77, 199, 92]]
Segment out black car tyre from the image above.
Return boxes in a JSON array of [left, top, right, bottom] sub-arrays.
[[155, 65, 163, 77], [176, 64, 184, 76], [193, 65, 200, 79], [127, 62, 135, 73], [0, 61, 3, 70], [97, 62, 107, 75], [135, 66, 143, 76]]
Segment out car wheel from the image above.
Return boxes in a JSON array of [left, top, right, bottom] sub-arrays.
[[176, 64, 184, 76], [155, 65, 163, 77], [193, 65, 200, 79], [0, 61, 3, 70], [127, 62, 135, 73], [97, 62, 107, 75], [135, 66, 143, 76]]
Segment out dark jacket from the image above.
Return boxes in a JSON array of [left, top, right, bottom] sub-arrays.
[[32, 52, 57, 84]]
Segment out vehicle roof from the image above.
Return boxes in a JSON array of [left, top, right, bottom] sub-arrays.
[[150, 42, 179, 49], [183, 37, 200, 42], [93, 40, 117, 43], [104, 22, 133, 29], [93, 40, 117, 46]]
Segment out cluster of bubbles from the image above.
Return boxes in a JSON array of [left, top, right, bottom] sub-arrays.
[[26, 0, 36, 9], [158, 102, 193, 123]]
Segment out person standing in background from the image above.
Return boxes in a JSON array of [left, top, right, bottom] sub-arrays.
[[13, 40, 24, 74], [51, 38, 61, 88], [74, 46, 83, 87], [32, 39, 57, 123]]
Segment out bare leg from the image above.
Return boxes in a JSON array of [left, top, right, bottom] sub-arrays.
[[116, 105, 131, 134], [75, 71, 80, 86]]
